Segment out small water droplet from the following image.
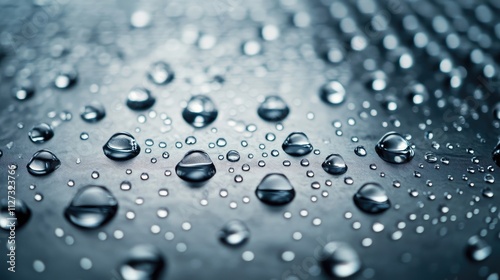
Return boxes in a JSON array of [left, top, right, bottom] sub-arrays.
[[147, 61, 174, 85], [320, 81, 346, 105], [12, 81, 35, 101], [54, 66, 78, 89], [482, 187, 494, 198], [354, 146, 367, 157], [118, 244, 165, 280], [406, 83, 429, 105], [120, 181, 132, 191], [219, 220, 250, 246], [81, 102, 106, 123], [320, 242, 361, 278], [353, 183, 391, 213]]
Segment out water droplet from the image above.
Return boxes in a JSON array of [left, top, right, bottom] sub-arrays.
[[182, 95, 218, 128], [226, 150, 240, 162], [175, 150, 216, 182], [185, 136, 197, 145], [466, 236, 491, 261], [353, 183, 391, 214], [320, 81, 346, 105], [64, 185, 118, 229], [118, 244, 165, 280], [320, 242, 361, 278], [81, 102, 106, 123], [375, 132, 415, 164], [322, 154, 348, 175], [424, 152, 437, 163], [120, 181, 132, 191], [54, 66, 78, 89], [255, 173, 295, 205], [80, 132, 89, 140], [257, 96, 290, 122], [103, 132, 141, 161], [493, 143, 500, 167], [219, 220, 250, 246], [261, 24, 280, 41], [147, 61, 174, 85], [406, 83, 429, 105], [130, 10, 151, 28], [354, 146, 367, 156], [27, 150, 61, 176], [482, 187, 494, 198], [0, 198, 31, 230], [282, 132, 313, 156], [242, 40, 261, 56], [12, 81, 35, 101], [28, 123, 54, 143], [216, 138, 227, 147], [127, 87, 156, 110]]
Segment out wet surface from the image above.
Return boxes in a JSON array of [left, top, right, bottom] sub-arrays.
[[0, 0, 500, 279]]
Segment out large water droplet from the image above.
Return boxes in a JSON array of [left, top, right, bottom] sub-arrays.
[[28, 123, 54, 143], [27, 150, 61, 176], [182, 95, 218, 128], [175, 150, 216, 182], [127, 87, 156, 110], [353, 183, 391, 213], [119, 244, 165, 280], [147, 61, 175, 85], [322, 154, 348, 175], [282, 132, 313, 156], [255, 173, 295, 205], [320, 81, 346, 105], [0, 198, 31, 230], [375, 132, 414, 164], [81, 102, 106, 123], [64, 185, 118, 229], [103, 132, 141, 161], [320, 242, 361, 278], [257, 96, 290, 122], [219, 220, 250, 246], [466, 236, 491, 262]]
